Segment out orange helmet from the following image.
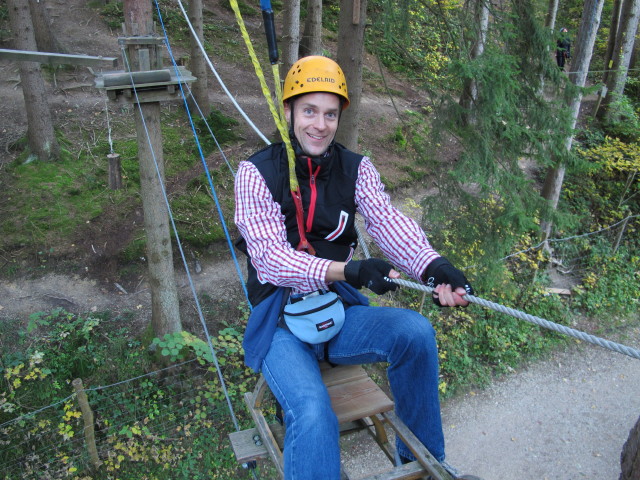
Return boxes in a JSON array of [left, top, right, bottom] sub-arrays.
[[283, 56, 349, 109]]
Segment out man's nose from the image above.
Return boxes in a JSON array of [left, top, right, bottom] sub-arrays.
[[313, 115, 326, 130]]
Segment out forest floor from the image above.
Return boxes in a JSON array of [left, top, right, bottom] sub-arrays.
[[1, 1, 639, 479]]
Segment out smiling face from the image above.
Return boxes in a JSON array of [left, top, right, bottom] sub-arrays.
[[285, 92, 341, 157]]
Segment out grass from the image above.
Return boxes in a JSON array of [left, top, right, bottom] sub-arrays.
[[0, 107, 243, 276]]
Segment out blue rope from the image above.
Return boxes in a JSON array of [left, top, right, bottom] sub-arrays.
[[153, 2, 251, 310], [116, 2, 257, 434], [117, 46, 244, 430]]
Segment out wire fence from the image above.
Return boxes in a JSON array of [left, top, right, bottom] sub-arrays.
[[1, 215, 638, 480], [0, 358, 250, 480]]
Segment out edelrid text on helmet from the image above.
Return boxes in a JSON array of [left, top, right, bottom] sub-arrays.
[[283, 56, 349, 109]]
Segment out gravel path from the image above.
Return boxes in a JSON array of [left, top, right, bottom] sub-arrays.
[[340, 328, 640, 480], [442, 331, 640, 480]]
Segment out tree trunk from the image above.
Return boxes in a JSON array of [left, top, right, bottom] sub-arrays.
[[282, 0, 301, 76], [540, 0, 605, 238], [593, 0, 622, 118], [135, 103, 182, 338], [601, 0, 640, 123], [602, 0, 623, 86], [300, 0, 323, 57], [123, 0, 182, 338], [187, 0, 210, 114], [336, 0, 367, 151], [28, 0, 63, 53], [459, 0, 490, 126], [545, 0, 559, 30], [7, 0, 60, 162]]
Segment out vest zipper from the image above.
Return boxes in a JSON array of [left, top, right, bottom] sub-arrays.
[[305, 157, 320, 233]]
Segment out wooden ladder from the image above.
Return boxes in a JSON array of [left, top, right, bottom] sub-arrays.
[[229, 364, 456, 480]]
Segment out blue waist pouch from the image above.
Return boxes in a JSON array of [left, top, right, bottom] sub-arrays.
[[282, 291, 345, 344]]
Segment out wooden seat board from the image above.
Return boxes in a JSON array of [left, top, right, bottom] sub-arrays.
[[327, 377, 395, 423], [230, 364, 457, 480], [321, 363, 369, 387]]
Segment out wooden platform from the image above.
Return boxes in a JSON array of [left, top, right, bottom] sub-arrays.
[[229, 364, 457, 480]]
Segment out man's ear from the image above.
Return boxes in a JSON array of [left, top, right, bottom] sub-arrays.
[[284, 101, 291, 123]]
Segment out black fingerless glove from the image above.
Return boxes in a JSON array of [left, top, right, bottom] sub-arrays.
[[422, 257, 474, 306], [344, 258, 399, 295]]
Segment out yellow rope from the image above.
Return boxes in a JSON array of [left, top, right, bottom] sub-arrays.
[[228, 0, 298, 191]]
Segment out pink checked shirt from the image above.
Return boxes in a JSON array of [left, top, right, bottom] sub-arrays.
[[234, 156, 440, 295]]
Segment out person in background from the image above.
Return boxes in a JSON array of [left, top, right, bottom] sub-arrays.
[[235, 55, 479, 480], [556, 27, 572, 71]]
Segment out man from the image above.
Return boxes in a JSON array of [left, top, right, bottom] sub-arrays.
[[556, 27, 571, 71], [235, 56, 476, 479]]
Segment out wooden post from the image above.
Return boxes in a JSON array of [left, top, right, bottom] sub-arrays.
[[107, 153, 122, 190], [613, 215, 630, 253], [72, 378, 102, 470], [123, 0, 182, 338]]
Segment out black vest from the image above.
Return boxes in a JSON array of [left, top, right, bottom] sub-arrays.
[[237, 142, 364, 306]]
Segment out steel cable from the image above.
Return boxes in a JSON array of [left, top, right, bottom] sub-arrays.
[[392, 278, 640, 361]]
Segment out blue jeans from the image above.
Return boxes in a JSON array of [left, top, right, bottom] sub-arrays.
[[261, 305, 444, 480]]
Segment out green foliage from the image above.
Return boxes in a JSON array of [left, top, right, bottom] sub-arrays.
[[567, 130, 639, 232], [625, 76, 640, 105], [0, 311, 255, 480], [421, 0, 576, 280], [601, 94, 640, 141], [152, 326, 254, 401], [573, 244, 640, 320], [193, 110, 242, 155], [1, 309, 146, 416], [367, 0, 455, 86], [99, 1, 123, 29]]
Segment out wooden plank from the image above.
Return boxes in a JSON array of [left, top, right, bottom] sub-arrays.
[[0, 48, 117, 67], [382, 411, 452, 480], [102, 70, 171, 88], [229, 423, 285, 463], [328, 377, 394, 424], [118, 36, 165, 45], [107, 88, 183, 104], [359, 462, 427, 480], [245, 392, 285, 477], [322, 364, 368, 387], [229, 427, 267, 463]]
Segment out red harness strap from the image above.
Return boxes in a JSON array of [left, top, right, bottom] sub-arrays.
[[291, 186, 316, 255]]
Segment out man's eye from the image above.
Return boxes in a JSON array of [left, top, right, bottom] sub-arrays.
[[304, 108, 314, 115]]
